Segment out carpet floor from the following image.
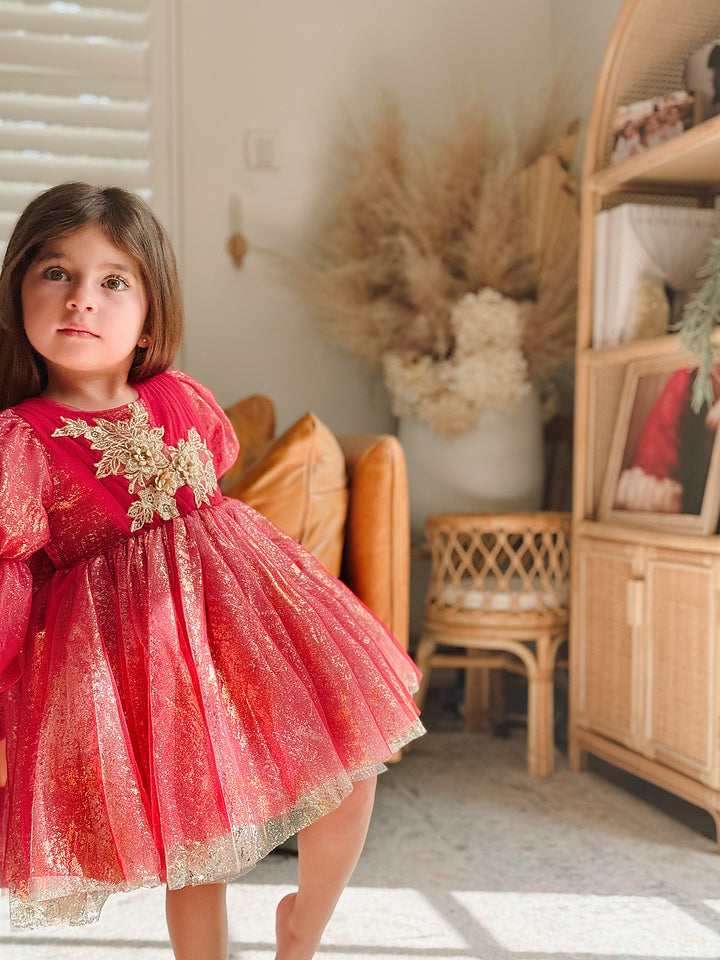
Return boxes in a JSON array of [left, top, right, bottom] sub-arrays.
[[3, 720, 720, 959]]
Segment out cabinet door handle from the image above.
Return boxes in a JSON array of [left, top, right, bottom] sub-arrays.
[[627, 578, 644, 627]]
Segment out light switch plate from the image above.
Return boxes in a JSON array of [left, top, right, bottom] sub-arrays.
[[245, 129, 281, 170]]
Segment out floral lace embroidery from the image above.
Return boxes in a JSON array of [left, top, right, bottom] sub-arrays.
[[52, 402, 217, 531]]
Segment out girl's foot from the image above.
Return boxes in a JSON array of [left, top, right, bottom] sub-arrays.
[[275, 892, 320, 960]]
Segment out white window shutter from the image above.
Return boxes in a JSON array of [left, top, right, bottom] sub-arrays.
[[0, 0, 176, 258]]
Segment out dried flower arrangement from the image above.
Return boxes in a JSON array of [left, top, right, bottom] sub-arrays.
[[285, 89, 580, 437]]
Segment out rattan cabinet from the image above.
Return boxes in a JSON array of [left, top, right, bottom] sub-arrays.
[[569, 0, 720, 841], [574, 537, 720, 785]]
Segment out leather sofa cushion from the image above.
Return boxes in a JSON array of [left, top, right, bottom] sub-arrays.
[[220, 394, 276, 493], [226, 412, 348, 577], [338, 434, 410, 648]]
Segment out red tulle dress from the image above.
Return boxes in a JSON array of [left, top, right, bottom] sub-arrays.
[[0, 370, 423, 928]]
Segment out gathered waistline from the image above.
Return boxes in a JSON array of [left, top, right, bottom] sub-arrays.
[[46, 499, 232, 572]]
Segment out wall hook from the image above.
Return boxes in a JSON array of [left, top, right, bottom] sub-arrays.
[[227, 194, 248, 268]]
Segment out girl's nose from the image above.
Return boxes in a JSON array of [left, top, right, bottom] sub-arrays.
[[66, 283, 97, 312]]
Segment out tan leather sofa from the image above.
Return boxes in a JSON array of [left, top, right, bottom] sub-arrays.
[[221, 396, 411, 650]]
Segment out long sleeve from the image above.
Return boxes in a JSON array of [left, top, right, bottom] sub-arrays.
[[0, 411, 51, 708]]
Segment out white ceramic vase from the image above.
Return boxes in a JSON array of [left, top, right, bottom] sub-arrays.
[[398, 387, 545, 540]]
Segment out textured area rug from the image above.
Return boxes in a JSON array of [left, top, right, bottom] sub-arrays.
[[3, 731, 720, 959]]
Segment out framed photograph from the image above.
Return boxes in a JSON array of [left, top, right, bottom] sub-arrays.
[[685, 40, 720, 121], [598, 355, 720, 534], [610, 90, 699, 165]]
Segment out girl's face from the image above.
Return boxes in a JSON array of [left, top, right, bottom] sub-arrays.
[[21, 224, 149, 389]]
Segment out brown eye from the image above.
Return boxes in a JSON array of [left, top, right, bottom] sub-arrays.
[[43, 267, 68, 281], [105, 276, 128, 291]]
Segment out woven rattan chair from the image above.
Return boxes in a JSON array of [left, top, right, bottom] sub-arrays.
[[415, 512, 571, 775]]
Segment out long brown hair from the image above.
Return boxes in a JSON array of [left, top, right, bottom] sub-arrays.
[[0, 182, 184, 409]]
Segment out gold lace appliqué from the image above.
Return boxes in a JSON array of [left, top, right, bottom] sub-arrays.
[[52, 402, 217, 531]]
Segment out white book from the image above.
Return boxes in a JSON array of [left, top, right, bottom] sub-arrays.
[[593, 209, 610, 347], [593, 203, 720, 347]]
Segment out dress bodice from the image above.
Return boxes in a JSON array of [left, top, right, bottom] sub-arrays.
[[7, 371, 239, 569]]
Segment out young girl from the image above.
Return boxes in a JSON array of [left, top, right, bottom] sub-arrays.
[[0, 182, 424, 959]]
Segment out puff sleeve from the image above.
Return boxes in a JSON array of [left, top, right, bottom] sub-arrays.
[[0, 411, 51, 706], [168, 370, 240, 478]]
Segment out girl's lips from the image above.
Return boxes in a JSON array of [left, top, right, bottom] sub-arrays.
[[58, 328, 99, 338]]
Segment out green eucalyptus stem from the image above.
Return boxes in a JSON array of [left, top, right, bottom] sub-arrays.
[[678, 234, 720, 412]]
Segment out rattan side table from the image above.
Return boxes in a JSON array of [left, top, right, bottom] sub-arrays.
[[415, 511, 571, 775]]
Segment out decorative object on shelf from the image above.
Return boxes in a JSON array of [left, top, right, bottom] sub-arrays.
[[598, 353, 720, 535], [593, 203, 720, 348], [684, 39, 720, 122], [282, 87, 580, 439], [627, 278, 670, 341], [610, 90, 699, 166], [679, 235, 720, 412]]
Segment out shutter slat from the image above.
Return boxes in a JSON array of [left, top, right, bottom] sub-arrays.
[[0, 91, 149, 130], [0, 179, 48, 210], [0, 32, 147, 78], [0, 121, 150, 159], [0, 65, 147, 99], [20, 0, 149, 12], [0, 208, 21, 233], [0, 150, 150, 187], [0, 3, 147, 42]]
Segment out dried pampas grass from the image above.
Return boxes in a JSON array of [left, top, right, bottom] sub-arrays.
[[281, 82, 580, 434]]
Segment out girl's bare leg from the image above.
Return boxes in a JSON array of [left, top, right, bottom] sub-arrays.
[[166, 882, 229, 960], [275, 776, 377, 960]]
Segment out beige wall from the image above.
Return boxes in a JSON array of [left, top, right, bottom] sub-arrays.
[[177, 0, 555, 432], [550, 0, 626, 165], [551, 0, 624, 99], [176, 0, 623, 433]]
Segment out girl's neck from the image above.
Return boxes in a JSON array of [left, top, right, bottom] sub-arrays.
[[41, 373, 140, 411]]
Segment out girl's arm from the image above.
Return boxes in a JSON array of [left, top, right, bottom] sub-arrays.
[[0, 691, 5, 787], [0, 412, 51, 698]]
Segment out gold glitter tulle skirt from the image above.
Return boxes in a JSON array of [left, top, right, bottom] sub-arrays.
[[0, 499, 424, 928]]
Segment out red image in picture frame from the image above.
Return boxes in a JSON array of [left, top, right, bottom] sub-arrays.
[[599, 355, 720, 534]]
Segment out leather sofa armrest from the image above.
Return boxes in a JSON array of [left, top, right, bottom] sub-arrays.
[[337, 434, 410, 650]]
